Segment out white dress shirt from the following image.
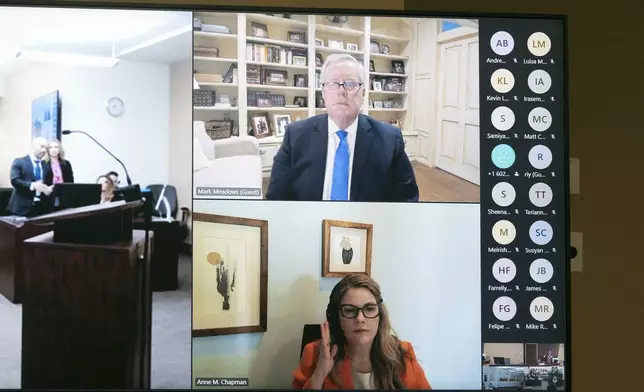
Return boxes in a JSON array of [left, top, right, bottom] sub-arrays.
[[322, 116, 359, 201], [29, 154, 43, 201]]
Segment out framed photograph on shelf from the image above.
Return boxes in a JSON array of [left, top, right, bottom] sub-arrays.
[[191, 213, 268, 337], [346, 43, 358, 52], [328, 39, 344, 50], [293, 96, 307, 107], [391, 60, 405, 74], [251, 22, 268, 38], [381, 44, 390, 55], [373, 101, 383, 109], [369, 60, 375, 72], [273, 114, 291, 137], [265, 69, 288, 85], [370, 41, 380, 53], [315, 53, 324, 67], [322, 219, 373, 278], [372, 80, 382, 91], [315, 39, 324, 46], [251, 113, 272, 138], [287, 30, 306, 44], [293, 55, 307, 67], [294, 74, 308, 88]]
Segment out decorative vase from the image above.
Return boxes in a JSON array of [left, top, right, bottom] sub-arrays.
[[342, 247, 353, 264]]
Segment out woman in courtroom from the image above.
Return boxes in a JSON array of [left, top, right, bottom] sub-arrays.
[[96, 174, 117, 204], [44, 139, 74, 208], [45, 139, 74, 184], [292, 275, 431, 390]]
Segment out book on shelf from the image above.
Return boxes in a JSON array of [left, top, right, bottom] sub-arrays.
[[247, 91, 287, 108], [246, 43, 307, 66], [222, 64, 238, 84]]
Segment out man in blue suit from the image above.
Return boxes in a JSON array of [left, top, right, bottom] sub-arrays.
[[7, 137, 53, 216], [266, 54, 419, 202]]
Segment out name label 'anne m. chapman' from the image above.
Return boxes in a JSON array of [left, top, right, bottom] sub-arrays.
[[195, 378, 250, 387]]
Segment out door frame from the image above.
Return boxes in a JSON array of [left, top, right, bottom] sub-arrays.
[[433, 25, 479, 183]]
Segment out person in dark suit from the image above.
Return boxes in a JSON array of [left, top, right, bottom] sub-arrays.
[[266, 53, 418, 202], [7, 137, 53, 216]]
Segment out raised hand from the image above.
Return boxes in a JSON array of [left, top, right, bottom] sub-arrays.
[[315, 321, 338, 378]]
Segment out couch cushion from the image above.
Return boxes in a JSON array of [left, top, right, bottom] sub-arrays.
[[193, 137, 212, 172], [194, 121, 216, 160], [193, 155, 263, 199]]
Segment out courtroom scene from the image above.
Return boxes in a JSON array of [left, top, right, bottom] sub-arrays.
[[482, 343, 566, 390], [191, 13, 481, 203], [0, 6, 193, 390], [190, 199, 482, 390]]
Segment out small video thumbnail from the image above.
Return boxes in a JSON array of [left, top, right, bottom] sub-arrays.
[[482, 343, 565, 390]]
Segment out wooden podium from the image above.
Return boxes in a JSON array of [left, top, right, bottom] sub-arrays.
[[20, 200, 153, 390], [0, 217, 51, 303]]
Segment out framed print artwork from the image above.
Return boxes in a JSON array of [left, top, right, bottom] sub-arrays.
[[322, 219, 373, 277], [192, 213, 268, 337]]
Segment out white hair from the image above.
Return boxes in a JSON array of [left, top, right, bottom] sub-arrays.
[[320, 53, 365, 84]]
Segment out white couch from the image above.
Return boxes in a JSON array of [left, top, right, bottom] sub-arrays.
[[193, 121, 263, 199]]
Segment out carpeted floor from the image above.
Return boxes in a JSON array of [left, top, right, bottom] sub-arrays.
[[0, 255, 192, 389]]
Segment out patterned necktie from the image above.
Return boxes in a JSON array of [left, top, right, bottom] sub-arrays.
[[34, 160, 42, 181], [330, 130, 349, 201]]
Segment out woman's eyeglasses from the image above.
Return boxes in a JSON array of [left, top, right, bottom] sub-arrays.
[[323, 81, 363, 92], [339, 304, 380, 319]]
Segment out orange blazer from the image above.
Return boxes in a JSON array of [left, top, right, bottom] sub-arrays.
[[292, 339, 432, 389]]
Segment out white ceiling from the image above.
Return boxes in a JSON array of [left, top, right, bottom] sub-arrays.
[[0, 6, 192, 77]]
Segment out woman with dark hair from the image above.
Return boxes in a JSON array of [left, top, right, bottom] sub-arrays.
[[292, 275, 431, 389]]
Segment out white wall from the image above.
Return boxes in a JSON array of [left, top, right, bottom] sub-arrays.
[[168, 61, 193, 218], [192, 200, 482, 390], [0, 61, 171, 187], [484, 343, 524, 364]]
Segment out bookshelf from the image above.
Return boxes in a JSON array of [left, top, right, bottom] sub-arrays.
[[193, 12, 418, 176]]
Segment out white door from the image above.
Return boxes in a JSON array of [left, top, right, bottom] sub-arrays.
[[435, 32, 480, 185]]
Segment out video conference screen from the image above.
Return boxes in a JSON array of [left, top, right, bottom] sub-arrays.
[[0, 3, 569, 392]]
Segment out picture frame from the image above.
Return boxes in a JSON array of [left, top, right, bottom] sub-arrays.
[[328, 39, 344, 50], [372, 81, 382, 91], [294, 74, 308, 88], [381, 44, 390, 55], [315, 53, 324, 67], [346, 43, 358, 52], [315, 39, 324, 47], [273, 114, 291, 137], [370, 41, 380, 53], [369, 60, 375, 72], [287, 30, 306, 44], [391, 60, 405, 74], [293, 96, 308, 107], [191, 213, 269, 337], [373, 100, 383, 108], [293, 55, 307, 67], [32, 90, 61, 141], [251, 113, 272, 138], [251, 22, 268, 38], [322, 219, 373, 278], [265, 69, 288, 85]]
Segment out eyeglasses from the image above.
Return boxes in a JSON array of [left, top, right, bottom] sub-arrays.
[[323, 81, 363, 92], [339, 303, 380, 319]]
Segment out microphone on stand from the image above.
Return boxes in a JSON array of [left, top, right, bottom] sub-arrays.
[[62, 129, 133, 186]]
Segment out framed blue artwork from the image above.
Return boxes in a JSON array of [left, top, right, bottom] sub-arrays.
[[31, 90, 61, 141]]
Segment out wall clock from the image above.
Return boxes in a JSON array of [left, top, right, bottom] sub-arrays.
[[106, 97, 125, 117]]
